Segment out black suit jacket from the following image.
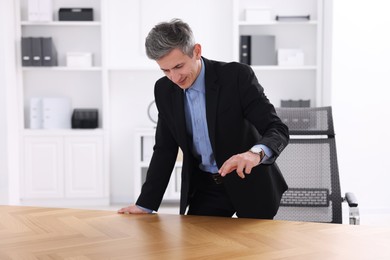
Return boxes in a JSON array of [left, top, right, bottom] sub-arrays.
[[137, 57, 289, 217]]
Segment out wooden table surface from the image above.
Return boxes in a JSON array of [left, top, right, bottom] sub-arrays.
[[1, 205, 389, 259]]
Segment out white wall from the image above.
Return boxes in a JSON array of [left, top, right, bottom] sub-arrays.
[[332, 1, 390, 216], [0, 1, 8, 204], [0, 0, 19, 204]]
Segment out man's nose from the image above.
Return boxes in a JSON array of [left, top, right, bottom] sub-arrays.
[[169, 70, 180, 83]]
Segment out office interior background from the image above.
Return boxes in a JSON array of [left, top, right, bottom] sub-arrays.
[[0, 0, 389, 225]]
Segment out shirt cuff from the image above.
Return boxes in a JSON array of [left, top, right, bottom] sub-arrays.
[[136, 205, 153, 213], [253, 144, 274, 164]]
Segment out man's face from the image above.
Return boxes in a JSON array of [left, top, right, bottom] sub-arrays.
[[156, 44, 202, 90]]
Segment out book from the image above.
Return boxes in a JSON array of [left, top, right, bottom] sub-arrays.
[[41, 37, 57, 66], [239, 35, 251, 65], [21, 37, 32, 66], [31, 37, 42, 66], [251, 35, 276, 65]]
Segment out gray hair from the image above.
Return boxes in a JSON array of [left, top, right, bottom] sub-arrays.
[[145, 18, 196, 60]]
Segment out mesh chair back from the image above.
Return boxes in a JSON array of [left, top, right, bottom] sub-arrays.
[[274, 107, 343, 223]]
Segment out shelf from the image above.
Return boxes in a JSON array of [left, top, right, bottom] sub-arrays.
[[239, 21, 317, 26], [21, 21, 101, 27], [109, 66, 159, 72], [250, 66, 317, 71], [22, 66, 102, 72], [23, 129, 105, 136]]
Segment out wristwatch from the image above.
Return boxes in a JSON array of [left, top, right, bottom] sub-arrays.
[[249, 146, 265, 164]]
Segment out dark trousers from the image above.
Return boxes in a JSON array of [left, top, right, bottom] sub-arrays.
[[187, 173, 236, 217], [187, 170, 274, 219]]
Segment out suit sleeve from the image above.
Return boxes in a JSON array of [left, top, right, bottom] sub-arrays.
[[238, 64, 289, 161], [136, 85, 179, 211]]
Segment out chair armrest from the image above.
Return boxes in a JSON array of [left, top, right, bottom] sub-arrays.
[[343, 192, 360, 225], [344, 192, 358, 207]]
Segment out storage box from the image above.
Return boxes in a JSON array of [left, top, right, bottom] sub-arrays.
[[59, 8, 93, 21], [245, 8, 273, 22], [277, 49, 304, 66], [72, 109, 98, 129], [66, 52, 93, 67]]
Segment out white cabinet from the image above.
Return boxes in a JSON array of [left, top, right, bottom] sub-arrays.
[[134, 129, 182, 202], [22, 132, 107, 205], [233, 0, 329, 107], [23, 136, 64, 199], [16, 0, 109, 206], [64, 136, 104, 198]]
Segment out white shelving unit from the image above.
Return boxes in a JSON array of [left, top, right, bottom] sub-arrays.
[[233, 0, 326, 107], [9, 0, 331, 205], [15, 0, 109, 206]]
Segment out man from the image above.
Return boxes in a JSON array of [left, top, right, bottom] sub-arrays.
[[118, 19, 289, 219]]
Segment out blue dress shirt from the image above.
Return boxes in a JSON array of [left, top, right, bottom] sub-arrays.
[[183, 58, 273, 172]]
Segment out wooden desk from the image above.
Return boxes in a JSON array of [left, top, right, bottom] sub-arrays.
[[1, 206, 389, 259]]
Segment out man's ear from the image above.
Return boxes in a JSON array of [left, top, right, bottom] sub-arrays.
[[194, 44, 202, 59]]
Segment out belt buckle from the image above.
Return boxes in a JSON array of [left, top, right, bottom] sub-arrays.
[[211, 174, 223, 184]]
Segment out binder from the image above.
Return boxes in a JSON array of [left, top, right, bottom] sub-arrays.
[[251, 35, 276, 65], [27, 0, 53, 21], [239, 35, 251, 65], [31, 37, 42, 66], [30, 97, 43, 129], [27, 0, 40, 21], [42, 98, 72, 129], [38, 0, 53, 22], [41, 37, 57, 66], [239, 35, 276, 66], [21, 37, 33, 66]]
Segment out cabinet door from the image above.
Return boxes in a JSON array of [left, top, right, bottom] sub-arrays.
[[23, 136, 64, 198], [64, 136, 104, 198]]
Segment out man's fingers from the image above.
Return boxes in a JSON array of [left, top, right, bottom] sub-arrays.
[[219, 152, 257, 178], [236, 162, 246, 179], [245, 165, 253, 174], [219, 158, 236, 176], [117, 205, 147, 214]]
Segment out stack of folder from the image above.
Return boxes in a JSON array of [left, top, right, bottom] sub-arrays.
[[27, 0, 53, 22], [21, 37, 57, 66], [30, 97, 72, 129]]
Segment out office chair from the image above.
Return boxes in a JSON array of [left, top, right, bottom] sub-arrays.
[[274, 106, 360, 224]]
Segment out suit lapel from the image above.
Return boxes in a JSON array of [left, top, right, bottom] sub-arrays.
[[204, 58, 219, 153], [171, 85, 189, 152]]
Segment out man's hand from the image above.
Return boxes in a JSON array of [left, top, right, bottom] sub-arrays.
[[218, 151, 261, 179], [117, 205, 149, 214]]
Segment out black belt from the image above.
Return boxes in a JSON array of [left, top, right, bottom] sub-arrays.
[[199, 170, 224, 185]]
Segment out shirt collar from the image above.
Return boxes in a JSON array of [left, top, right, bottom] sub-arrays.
[[186, 58, 205, 94]]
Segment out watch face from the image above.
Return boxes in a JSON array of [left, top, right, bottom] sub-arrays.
[[147, 100, 158, 124], [250, 147, 262, 154]]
